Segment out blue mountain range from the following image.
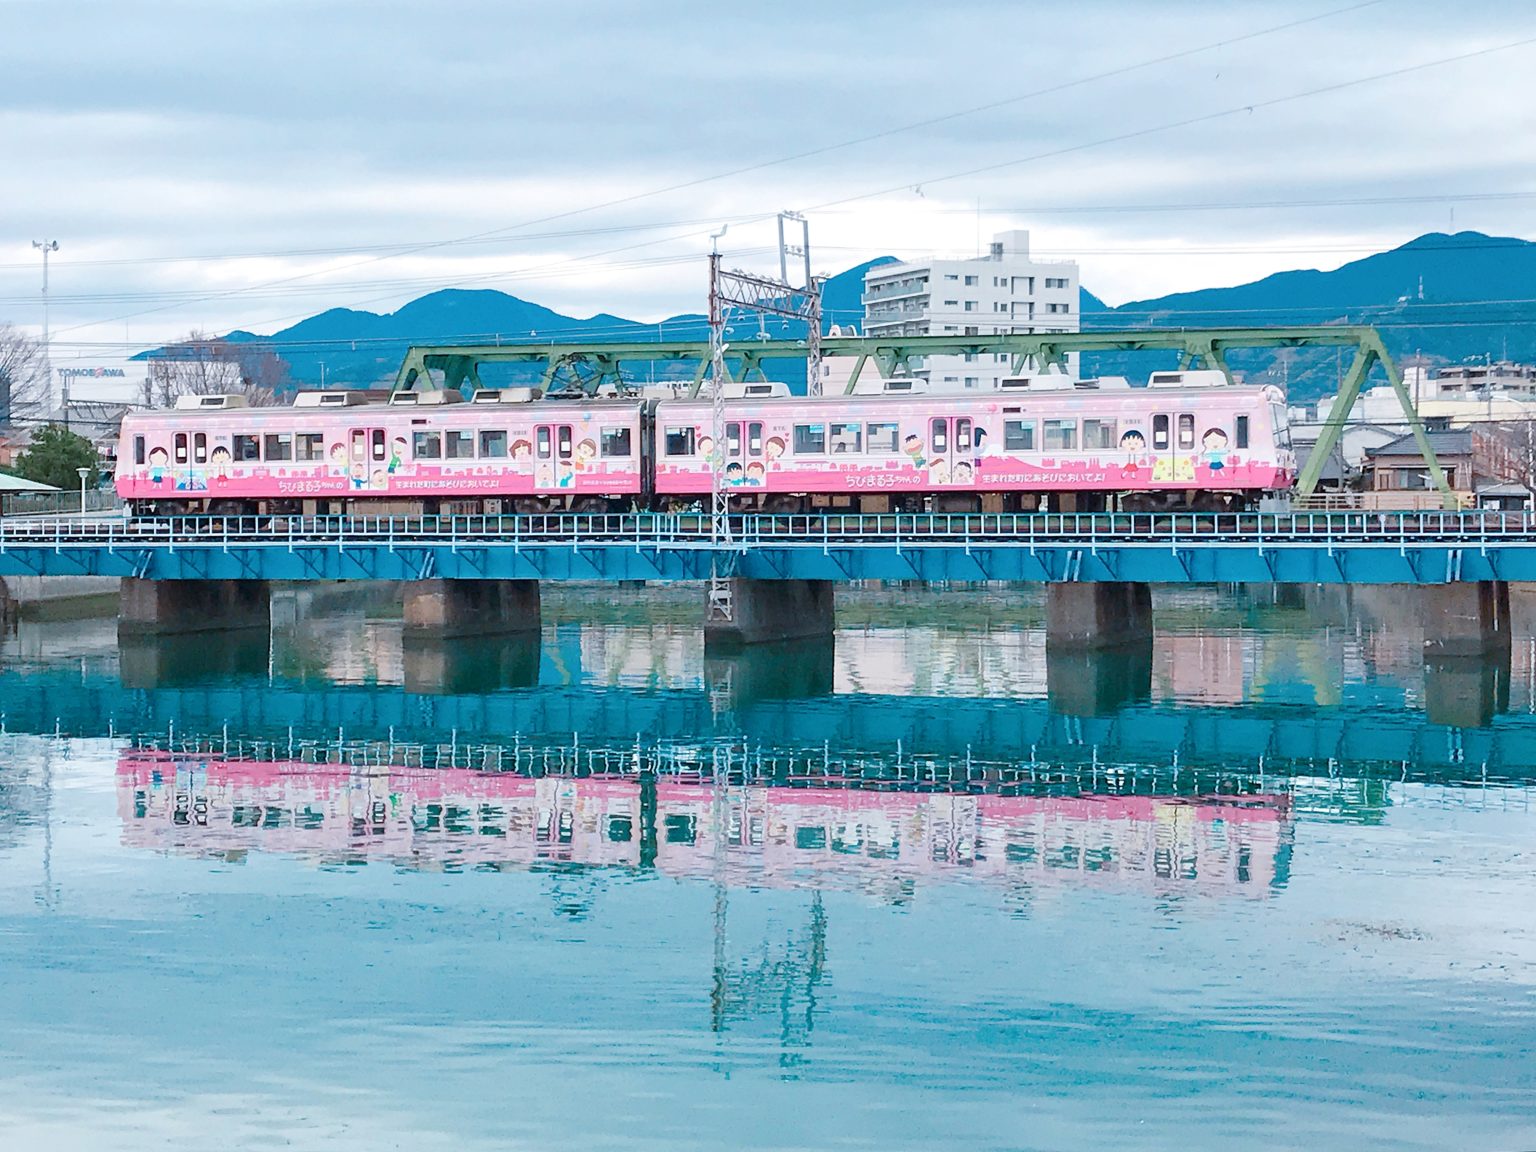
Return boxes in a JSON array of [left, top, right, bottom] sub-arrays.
[[158, 232, 1535, 403]]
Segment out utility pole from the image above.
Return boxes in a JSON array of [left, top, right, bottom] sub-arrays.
[[32, 239, 59, 418], [703, 215, 824, 628]]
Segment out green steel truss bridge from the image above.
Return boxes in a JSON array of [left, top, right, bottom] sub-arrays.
[[391, 325, 1446, 500]]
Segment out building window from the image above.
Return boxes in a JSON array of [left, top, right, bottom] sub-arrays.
[[964, 326, 978, 336], [1004, 420, 1035, 451], [964, 301, 977, 311], [1045, 277, 1070, 288], [1046, 303, 1070, 314], [944, 299, 959, 306], [944, 273, 958, 281], [964, 376, 979, 387], [793, 424, 826, 454], [1043, 420, 1077, 450], [664, 427, 696, 456]]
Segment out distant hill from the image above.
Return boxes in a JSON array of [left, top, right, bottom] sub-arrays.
[[147, 233, 1535, 403], [1081, 231, 1536, 400]]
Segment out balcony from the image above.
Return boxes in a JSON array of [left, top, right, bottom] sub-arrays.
[[861, 280, 929, 304]]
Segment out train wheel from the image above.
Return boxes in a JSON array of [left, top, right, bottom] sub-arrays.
[[763, 495, 802, 515], [570, 496, 608, 515]]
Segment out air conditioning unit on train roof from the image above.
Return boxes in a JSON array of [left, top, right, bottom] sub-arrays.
[[999, 375, 1077, 391], [1147, 369, 1229, 388], [292, 390, 366, 408], [388, 389, 463, 405], [722, 380, 792, 399], [471, 387, 543, 404], [1073, 375, 1131, 390], [851, 377, 928, 396], [174, 393, 249, 410]]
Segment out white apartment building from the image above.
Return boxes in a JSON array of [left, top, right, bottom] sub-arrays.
[[860, 230, 1079, 390]]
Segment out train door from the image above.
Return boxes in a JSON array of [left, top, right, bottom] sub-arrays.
[[927, 416, 973, 483], [534, 423, 574, 490], [349, 427, 387, 490]]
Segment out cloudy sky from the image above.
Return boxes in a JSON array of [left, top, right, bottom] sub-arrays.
[[3, 0, 1535, 379]]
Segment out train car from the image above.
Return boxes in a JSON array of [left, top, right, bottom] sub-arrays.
[[654, 371, 1294, 512], [116, 388, 653, 517]]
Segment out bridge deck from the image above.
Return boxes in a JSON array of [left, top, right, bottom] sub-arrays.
[[1, 511, 1533, 583]]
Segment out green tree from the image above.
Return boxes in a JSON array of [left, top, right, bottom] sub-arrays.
[[12, 424, 101, 491]]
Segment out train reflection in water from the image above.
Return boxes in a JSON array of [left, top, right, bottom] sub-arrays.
[[118, 749, 1291, 898]]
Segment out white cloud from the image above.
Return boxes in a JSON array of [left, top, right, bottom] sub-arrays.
[[1, 0, 1533, 355]]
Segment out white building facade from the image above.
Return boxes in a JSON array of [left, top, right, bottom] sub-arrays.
[[860, 230, 1079, 390]]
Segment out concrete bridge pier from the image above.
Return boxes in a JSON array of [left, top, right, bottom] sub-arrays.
[[1422, 581, 1512, 658], [704, 580, 835, 651], [402, 579, 541, 637], [1046, 641, 1154, 718], [118, 577, 271, 636], [402, 632, 541, 694], [1045, 582, 1153, 651]]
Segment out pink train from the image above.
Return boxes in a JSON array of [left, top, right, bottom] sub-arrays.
[[116, 370, 1295, 516]]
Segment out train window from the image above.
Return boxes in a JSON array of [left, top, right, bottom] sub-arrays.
[[233, 434, 261, 462], [536, 427, 552, 458], [296, 433, 325, 461], [264, 434, 293, 462], [955, 418, 972, 453], [445, 430, 474, 459], [830, 422, 862, 454], [414, 431, 442, 459], [866, 422, 899, 453], [557, 426, 573, 459], [1152, 415, 1170, 450], [133, 437, 146, 466], [1177, 414, 1195, 450], [1004, 420, 1034, 451], [480, 430, 508, 458], [372, 430, 387, 461], [174, 433, 188, 464], [1082, 419, 1116, 449], [929, 418, 947, 454], [664, 426, 696, 456], [1235, 415, 1250, 449], [1043, 419, 1077, 451], [793, 424, 826, 454], [748, 422, 763, 456], [726, 422, 742, 457], [600, 427, 632, 457], [193, 433, 207, 464]]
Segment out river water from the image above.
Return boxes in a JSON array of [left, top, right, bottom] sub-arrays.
[[0, 583, 1533, 1151]]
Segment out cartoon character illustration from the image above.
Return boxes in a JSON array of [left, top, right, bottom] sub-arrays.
[[535, 462, 555, 489], [724, 461, 744, 486], [1119, 428, 1148, 478], [209, 446, 232, 484], [928, 459, 950, 485], [763, 436, 786, 465], [350, 461, 367, 489], [556, 459, 575, 488], [972, 427, 993, 457], [902, 434, 926, 470], [575, 439, 598, 471], [953, 460, 974, 485], [147, 446, 169, 485], [387, 437, 408, 474], [1201, 427, 1230, 473], [371, 469, 389, 491], [510, 439, 533, 461], [745, 461, 766, 486], [328, 442, 348, 477]]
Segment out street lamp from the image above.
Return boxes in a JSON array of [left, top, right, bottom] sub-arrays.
[[33, 240, 59, 416], [75, 466, 89, 514]]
